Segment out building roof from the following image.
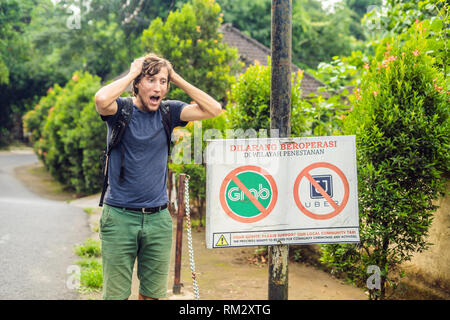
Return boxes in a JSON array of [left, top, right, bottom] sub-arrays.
[[219, 23, 326, 97]]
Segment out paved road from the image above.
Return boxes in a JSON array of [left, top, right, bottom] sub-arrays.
[[0, 150, 90, 299]]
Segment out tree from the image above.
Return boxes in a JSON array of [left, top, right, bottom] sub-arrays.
[[292, 0, 359, 68], [217, 0, 362, 68], [363, 0, 447, 36], [1, 0, 187, 146], [106, 0, 189, 39], [226, 60, 307, 136], [320, 20, 449, 299], [0, 0, 43, 146], [345, 0, 383, 18], [216, 0, 271, 48], [344, 0, 383, 40], [140, 0, 241, 103], [0, 0, 24, 85], [27, 1, 132, 82], [363, 0, 448, 77]]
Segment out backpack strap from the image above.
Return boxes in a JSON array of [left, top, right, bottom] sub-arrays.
[[160, 101, 172, 155], [107, 97, 134, 153], [99, 98, 134, 207]]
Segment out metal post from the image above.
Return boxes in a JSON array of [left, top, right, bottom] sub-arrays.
[[168, 169, 175, 214], [269, 0, 291, 300], [173, 174, 186, 294]]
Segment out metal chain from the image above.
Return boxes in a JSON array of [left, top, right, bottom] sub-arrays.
[[184, 175, 200, 300]]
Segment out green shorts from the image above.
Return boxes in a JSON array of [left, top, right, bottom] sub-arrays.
[[99, 204, 173, 300]]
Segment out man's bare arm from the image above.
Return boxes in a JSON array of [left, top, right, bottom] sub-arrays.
[[94, 57, 145, 116], [171, 71, 222, 121]]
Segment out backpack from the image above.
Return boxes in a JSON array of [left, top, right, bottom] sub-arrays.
[[99, 97, 172, 207]]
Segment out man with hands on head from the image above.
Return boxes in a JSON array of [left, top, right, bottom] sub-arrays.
[[94, 53, 222, 300]]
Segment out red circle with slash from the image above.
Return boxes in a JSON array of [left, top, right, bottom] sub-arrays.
[[219, 165, 278, 223], [293, 162, 349, 220]]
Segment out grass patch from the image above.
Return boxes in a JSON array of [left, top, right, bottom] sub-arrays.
[[76, 258, 103, 292], [74, 238, 101, 258], [74, 239, 102, 293], [186, 217, 206, 230], [83, 208, 95, 215]]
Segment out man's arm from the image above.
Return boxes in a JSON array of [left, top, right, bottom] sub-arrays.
[[94, 57, 144, 116], [171, 71, 222, 121]]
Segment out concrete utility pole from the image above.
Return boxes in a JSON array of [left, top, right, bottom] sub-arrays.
[[268, 0, 291, 300]]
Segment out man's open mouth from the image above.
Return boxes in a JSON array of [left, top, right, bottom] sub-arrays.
[[149, 96, 160, 104]]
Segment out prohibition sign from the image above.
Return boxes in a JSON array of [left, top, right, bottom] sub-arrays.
[[293, 162, 349, 220], [219, 165, 278, 223]]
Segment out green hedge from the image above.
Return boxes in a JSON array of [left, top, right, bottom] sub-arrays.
[[23, 71, 105, 195]]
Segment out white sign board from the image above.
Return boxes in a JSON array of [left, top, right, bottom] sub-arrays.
[[205, 136, 359, 248]]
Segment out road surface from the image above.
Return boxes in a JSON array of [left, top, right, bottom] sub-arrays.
[[0, 150, 90, 299]]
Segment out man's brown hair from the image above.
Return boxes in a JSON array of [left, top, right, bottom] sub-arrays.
[[132, 53, 173, 96]]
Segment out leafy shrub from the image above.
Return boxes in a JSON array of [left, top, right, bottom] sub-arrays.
[[226, 60, 307, 136], [169, 111, 229, 223], [320, 21, 449, 299], [23, 85, 63, 146], [23, 71, 105, 194]]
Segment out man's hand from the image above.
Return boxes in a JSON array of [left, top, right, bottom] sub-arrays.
[[129, 56, 146, 79], [95, 57, 146, 116], [169, 70, 182, 86]]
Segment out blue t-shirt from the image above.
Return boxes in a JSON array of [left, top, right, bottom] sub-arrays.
[[101, 97, 188, 208]]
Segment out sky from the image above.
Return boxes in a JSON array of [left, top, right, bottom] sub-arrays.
[[321, 0, 343, 11], [322, 0, 342, 6]]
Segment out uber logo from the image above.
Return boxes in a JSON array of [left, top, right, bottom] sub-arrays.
[[310, 175, 333, 199]]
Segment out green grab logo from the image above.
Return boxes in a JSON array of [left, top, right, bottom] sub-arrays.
[[220, 165, 278, 223], [225, 171, 272, 218]]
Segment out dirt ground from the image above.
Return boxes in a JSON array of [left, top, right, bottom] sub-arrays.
[[15, 159, 449, 300], [15, 161, 368, 300], [69, 193, 368, 300]]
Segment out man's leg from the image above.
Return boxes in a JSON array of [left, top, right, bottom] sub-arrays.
[[137, 208, 173, 299], [100, 205, 140, 300], [138, 292, 158, 300]]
